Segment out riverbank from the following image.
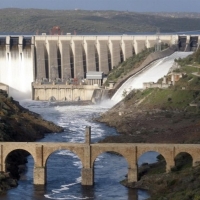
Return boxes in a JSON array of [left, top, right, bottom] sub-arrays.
[[0, 90, 64, 194], [97, 106, 200, 199], [121, 164, 200, 199], [98, 107, 200, 144], [96, 50, 200, 198]]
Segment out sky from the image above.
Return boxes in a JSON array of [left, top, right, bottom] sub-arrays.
[[1, 0, 200, 12]]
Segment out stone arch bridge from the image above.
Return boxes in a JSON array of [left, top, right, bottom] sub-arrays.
[[0, 127, 200, 186]]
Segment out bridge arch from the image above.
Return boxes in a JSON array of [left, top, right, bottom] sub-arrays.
[[174, 146, 200, 167], [44, 149, 83, 184], [174, 152, 193, 171], [137, 151, 166, 179], [137, 146, 174, 172], [43, 147, 84, 168], [3, 145, 36, 171], [91, 150, 130, 169], [137, 150, 167, 166], [91, 145, 138, 183], [4, 148, 35, 178], [92, 151, 129, 184], [138, 150, 166, 165]]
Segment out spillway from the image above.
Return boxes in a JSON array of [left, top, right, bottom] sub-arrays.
[[0, 37, 33, 99], [0, 34, 199, 101], [111, 52, 193, 103]]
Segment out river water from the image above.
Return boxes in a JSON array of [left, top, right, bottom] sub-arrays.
[[1, 51, 193, 200], [1, 100, 153, 200]]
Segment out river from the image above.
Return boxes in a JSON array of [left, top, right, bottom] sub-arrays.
[[1, 100, 154, 200], [1, 51, 193, 200]]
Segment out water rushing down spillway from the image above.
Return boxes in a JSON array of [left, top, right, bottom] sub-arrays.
[[112, 52, 193, 103], [0, 46, 33, 99]]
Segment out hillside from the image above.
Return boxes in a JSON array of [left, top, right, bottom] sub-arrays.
[[1, 9, 200, 34], [97, 49, 200, 198], [122, 164, 200, 200], [0, 90, 63, 194], [0, 91, 63, 142], [99, 49, 200, 144]]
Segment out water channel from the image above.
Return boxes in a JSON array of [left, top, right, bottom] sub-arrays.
[[1, 101, 152, 200]]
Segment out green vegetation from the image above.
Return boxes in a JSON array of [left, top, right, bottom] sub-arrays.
[[121, 49, 200, 112], [175, 48, 200, 67], [104, 48, 154, 85], [125, 88, 200, 111], [1, 9, 200, 34], [150, 164, 200, 200]]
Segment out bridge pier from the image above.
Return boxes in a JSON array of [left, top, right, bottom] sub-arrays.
[[81, 126, 94, 185], [0, 145, 3, 171], [34, 166, 46, 185], [81, 168, 94, 185], [193, 158, 200, 167], [128, 166, 138, 182], [166, 160, 175, 172]]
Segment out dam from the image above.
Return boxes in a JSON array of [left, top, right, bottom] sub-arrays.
[[0, 34, 199, 100]]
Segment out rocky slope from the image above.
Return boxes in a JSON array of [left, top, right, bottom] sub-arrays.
[[0, 90, 63, 194], [99, 49, 200, 144], [98, 88, 200, 144]]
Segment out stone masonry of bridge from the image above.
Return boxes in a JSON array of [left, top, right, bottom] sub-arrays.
[[0, 127, 200, 186]]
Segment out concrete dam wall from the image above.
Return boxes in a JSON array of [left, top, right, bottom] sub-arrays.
[[32, 84, 99, 101], [0, 34, 199, 100]]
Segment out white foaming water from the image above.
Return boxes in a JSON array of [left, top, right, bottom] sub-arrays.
[[24, 100, 116, 144], [111, 52, 193, 103], [10, 100, 151, 200], [57, 150, 82, 168], [0, 47, 33, 100]]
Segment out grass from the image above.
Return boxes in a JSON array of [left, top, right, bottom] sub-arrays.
[[121, 49, 200, 111], [104, 48, 154, 85], [124, 88, 200, 111]]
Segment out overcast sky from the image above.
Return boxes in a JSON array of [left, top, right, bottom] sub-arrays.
[[1, 0, 200, 12]]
